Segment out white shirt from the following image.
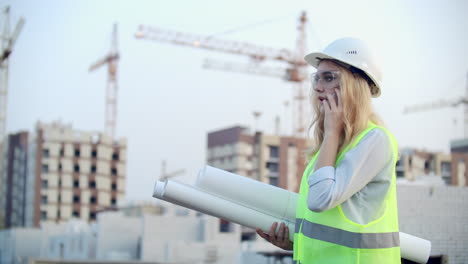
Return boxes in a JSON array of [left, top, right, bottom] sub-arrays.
[[307, 128, 395, 225]]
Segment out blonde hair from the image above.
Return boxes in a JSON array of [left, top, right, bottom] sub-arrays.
[[308, 60, 383, 158]]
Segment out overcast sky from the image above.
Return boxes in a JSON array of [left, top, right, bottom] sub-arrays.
[[4, 0, 468, 200]]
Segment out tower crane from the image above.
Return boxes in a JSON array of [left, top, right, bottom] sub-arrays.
[[403, 72, 468, 138], [0, 5, 25, 144], [89, 23, 119, 140], [135, 11, 310, 137]]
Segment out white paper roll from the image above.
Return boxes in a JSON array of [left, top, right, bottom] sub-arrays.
[[399, 232, 432, 263], [194, 166, 431, 263], [196, 166, 297, 223], [153, 180, 295, 239]]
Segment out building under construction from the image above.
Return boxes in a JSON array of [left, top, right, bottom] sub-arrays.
[[1, 121, 127, 228], [207, 125, 313, 193]]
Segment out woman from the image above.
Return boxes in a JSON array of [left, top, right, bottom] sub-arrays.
[[256, 38, 401, 263]]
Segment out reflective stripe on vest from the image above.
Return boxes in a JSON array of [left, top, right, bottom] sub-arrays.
[[298, 218, 399, 249]]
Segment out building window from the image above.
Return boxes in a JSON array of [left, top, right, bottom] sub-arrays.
[[219, 219, 232, 233], [269, 146, 279, 158], [90, 196, 97, 204], [41, 179, 48, 189], [73, 195, 80, 203], [57, 210, 61, 219], [111, 198, 117, 205], [112, 152, 119, 161], [441, 161, 451, 184], [266, 162, 279, 172], [90, 165, 97, 174], [74, 164, 80, 173], [89, 212, 96, 220], [111, 167, 117, 176], [73, 180, 79, 188], [111, 183, 117, 191], [269, 177, 278, 186], [91, 149, 97, 158], [58, 180, 62, 187], [41, 211, 47, 220], [72, 211, 80, 217], [41, 195, 48, 205], [59, 148, 64, 157], [43, 149, 50, 158], [58, 195, 61, 203], [424, 160, 431, 172], [58, 163, 62, 172], [396, 171, 404, 178], [74, 148, 80, 157], [89, 180, 96, 189], [42, 164, 49, 173]]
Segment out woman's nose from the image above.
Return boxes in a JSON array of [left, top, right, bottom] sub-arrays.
[[313, 82, 324, 92]]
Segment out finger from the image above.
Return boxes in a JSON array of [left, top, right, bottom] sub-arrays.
[[277, 222, 285, 242], [327, 93, 337, 110], [269, 222, 278, 244], [256, 228, 270, 241], [322, 98, 331, 113], [335, 88, 342, 109], [285, 226, 290, 240]]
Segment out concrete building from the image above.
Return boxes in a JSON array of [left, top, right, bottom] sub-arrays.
[[2, 131, 31, 228], [1, 121, 127, 228], [396, 148, 451, 184], [0, 137, 7, 229], [206, 126, 312, 193], [450, 138, 468, 186]]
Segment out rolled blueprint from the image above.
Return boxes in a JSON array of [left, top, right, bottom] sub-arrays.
[[153, 180, 295, 239], [194, 166, 431, 264], [196, 166, 297, 224], [400, 232, 432, 264]]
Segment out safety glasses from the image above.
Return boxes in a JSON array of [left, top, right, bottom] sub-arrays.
[[310, 70, 341, 90]]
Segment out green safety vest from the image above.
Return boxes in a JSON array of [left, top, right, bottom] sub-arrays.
[[293, 123, 401, 264]]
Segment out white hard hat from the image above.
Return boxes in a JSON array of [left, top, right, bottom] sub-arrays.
[[304, 37, 382, 97]]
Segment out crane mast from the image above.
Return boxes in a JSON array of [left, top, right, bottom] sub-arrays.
[[89, 23, 119, 140], [0, 6, 25, 142], [135, 12, 310, 136]]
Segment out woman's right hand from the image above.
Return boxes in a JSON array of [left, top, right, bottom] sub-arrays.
[[322, 88, 344, 138], [256, 222, 293, 250]]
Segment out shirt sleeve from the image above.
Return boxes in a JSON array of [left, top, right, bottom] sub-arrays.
[[306, 128, 393, 212]]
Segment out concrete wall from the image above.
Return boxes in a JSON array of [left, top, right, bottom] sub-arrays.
[[0, 228, 43, 264], [95, 212, 141, 260], [140, 208, 241, 264], [397, 184, 468, 264]]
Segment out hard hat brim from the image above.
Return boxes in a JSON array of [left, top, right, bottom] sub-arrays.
[[304, 52, 335, 69], [304, 52, 381, 97]]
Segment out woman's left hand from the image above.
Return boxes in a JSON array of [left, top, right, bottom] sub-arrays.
[[322, 88, 344, 137], [256, 222, 293, 250]]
